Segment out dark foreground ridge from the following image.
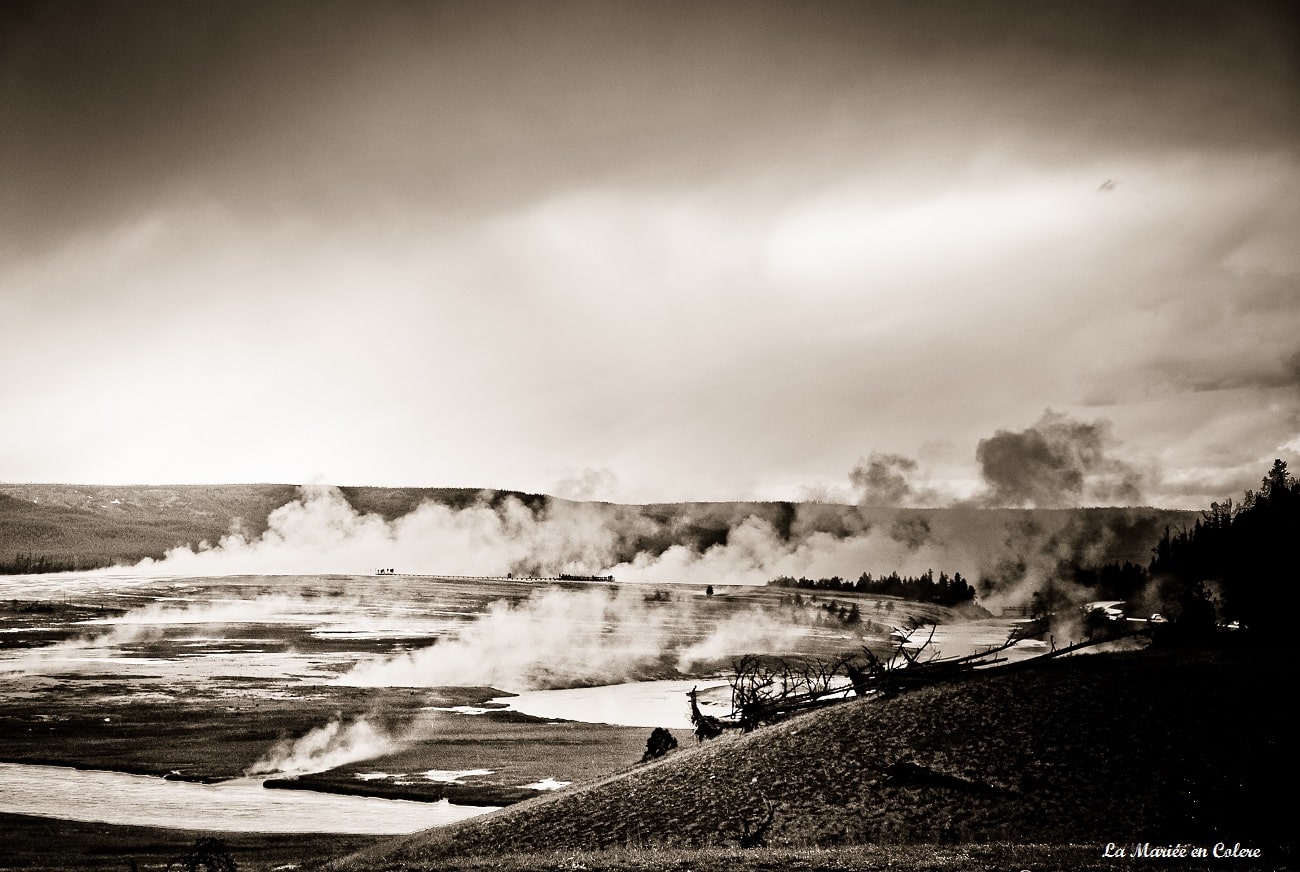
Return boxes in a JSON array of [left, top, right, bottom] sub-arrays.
[[331, 647, 1293, 871]]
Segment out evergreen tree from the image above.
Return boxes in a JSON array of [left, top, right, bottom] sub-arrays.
[[1149, 459, 1299, 641]]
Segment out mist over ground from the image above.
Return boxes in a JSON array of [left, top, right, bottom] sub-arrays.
[[0, 410, 1198, 613], [100, 484, 1181, 614]]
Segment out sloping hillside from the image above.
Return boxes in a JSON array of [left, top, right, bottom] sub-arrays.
[[0, 484, 298, 569], [0, 484, 541, 569], [333, 648, 1292, 870]]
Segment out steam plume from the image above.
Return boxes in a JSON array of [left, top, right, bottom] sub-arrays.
[[119, 484, 983, 590], [127, 484, 622, 578], [607, 514, 965, 586], [0, 593, 352, 676], [246, 714, 402, 776], [975, 409, 1147, 508], [850, 452, 940, 507], [970, 506, 1174, 616], [341, 585, 801, 691], [93, 421, 1174, 617]]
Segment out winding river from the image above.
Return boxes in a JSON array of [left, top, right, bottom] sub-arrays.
[[0, 762, 493, 834]]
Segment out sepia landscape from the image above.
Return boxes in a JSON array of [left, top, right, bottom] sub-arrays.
[[1, 475, 1295, 870], [2, 1, 1297, 870]]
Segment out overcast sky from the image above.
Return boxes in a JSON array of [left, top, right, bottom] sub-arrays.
[[1, 0, 1297, 507]]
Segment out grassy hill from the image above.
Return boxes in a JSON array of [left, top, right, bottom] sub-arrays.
[[0, 484, 299, 570], [0, 483, 544, 570], [330, 647, 1292, 871]]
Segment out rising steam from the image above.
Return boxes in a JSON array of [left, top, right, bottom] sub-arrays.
[[127, 485, 622, 578], [246, 714, 402, 777], [850, 452, 942, 507], [975, 409, 1148, 508], [0, 593, 354, 676], [98, 409, 1171, 622], [117, 483, 984, 587], [605, 513, 978, 586], [341, 584, 801, 691]]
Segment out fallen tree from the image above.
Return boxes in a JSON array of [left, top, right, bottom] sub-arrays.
[[719, 620, 1149, 732]]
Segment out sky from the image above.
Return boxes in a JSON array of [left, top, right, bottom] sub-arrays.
[[1, 0, 1297, 508]]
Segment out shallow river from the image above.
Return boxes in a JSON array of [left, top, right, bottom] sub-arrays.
[[0, 762, 493, 834], [0, 678, 728, 833]]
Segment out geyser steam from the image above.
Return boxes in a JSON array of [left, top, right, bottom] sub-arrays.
[[120, 483, 988, 588], [246, 714, 401, 777], [105, 411, 1171, 616], [128, 485, 623, 578], [975, 409, 1148, 508], [341, 585, 801, 691], [0, 593, 356, 676]]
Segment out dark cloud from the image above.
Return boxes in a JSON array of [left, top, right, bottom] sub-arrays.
[[850, 453, 918, 506], [4, 0, 1296, 257], [975, 410, 1146, 508], [849, 452, 945, 507]]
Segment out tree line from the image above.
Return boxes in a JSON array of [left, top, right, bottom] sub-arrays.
[[0, 552, 103, 574], [1042, 459, 1298, 642], [769, 568, 977, 607], [1147, 458, 1298, 641]]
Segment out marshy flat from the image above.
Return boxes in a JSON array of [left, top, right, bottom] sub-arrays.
[[1, 573, 980, 833]]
